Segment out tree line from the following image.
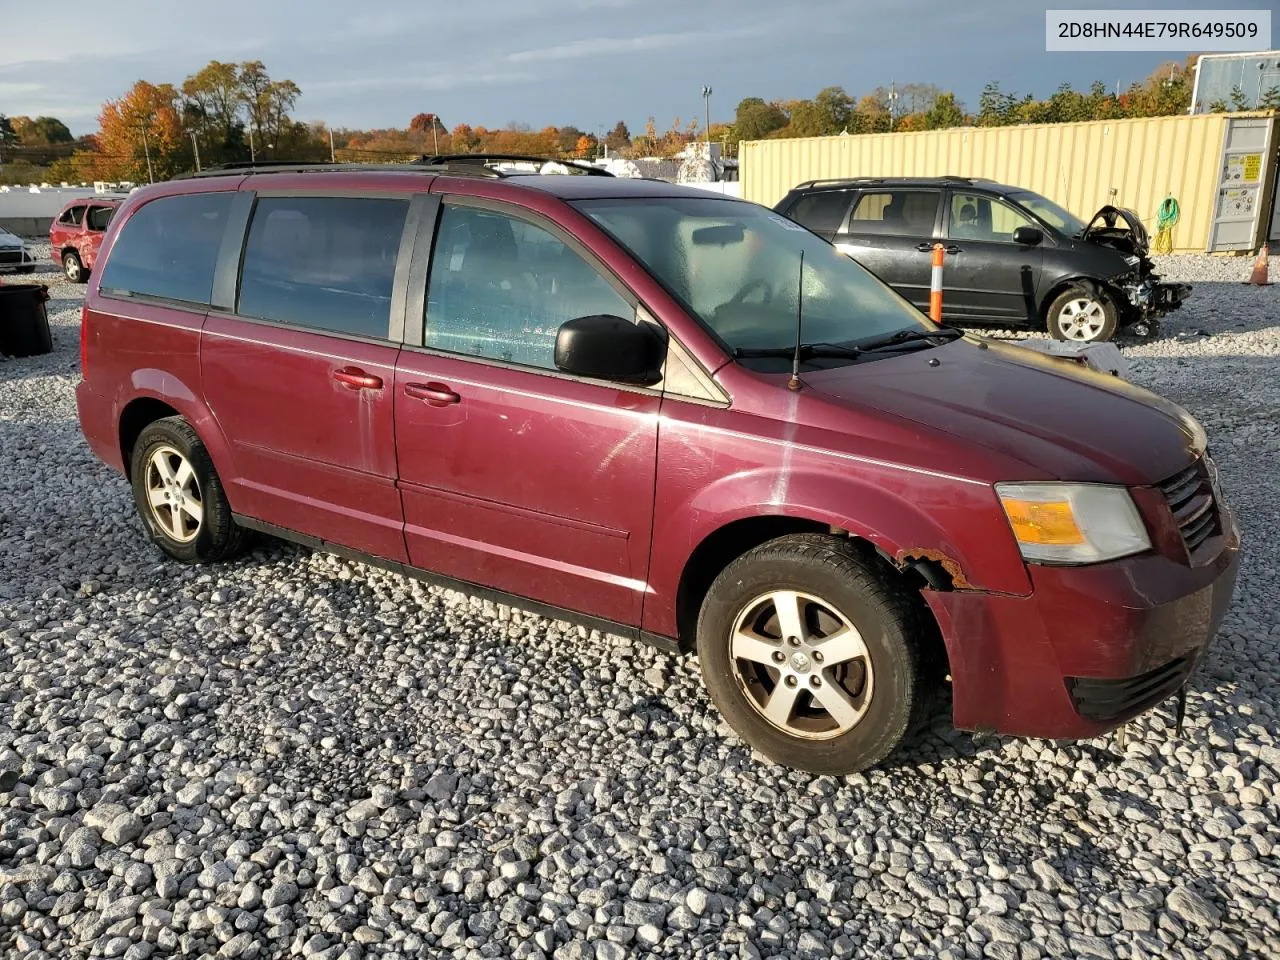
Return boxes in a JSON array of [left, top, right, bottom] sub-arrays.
[[1, 53, 1275, 186]]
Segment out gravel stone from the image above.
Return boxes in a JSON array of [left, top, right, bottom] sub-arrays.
[[0, 254, 1276, 959]]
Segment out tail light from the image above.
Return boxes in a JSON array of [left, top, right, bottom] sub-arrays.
[[79, 305, 89, 381]]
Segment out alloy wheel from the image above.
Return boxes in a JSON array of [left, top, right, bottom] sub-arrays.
[[729, 590, 874, 740], [1058, 297, 1107, 340], [144, 445, 204, 543]]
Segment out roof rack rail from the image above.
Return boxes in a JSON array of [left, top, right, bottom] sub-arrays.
[[793, 174, 998, 190], [415, 154, 615, 176]]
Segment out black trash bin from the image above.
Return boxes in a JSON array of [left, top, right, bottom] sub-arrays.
[[0, 283, 53, 358]]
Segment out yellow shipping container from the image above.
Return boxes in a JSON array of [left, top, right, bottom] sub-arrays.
[[741, 113, 1277, 254]]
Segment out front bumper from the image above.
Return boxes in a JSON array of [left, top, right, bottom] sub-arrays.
[[1121, 277, 1192, 318], [929, 502, 1240, 740], [0, 245, 37, 270]]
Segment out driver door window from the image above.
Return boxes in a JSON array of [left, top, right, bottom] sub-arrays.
[[949, 193, 1036, 243], [425, 204, 633, 370]]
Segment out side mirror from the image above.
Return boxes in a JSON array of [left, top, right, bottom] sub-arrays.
[[1013, 226, 1043, 246], [554, 314, 665, 386]]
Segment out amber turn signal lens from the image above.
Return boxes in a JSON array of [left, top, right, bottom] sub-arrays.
[[1001, 498, 1086, 546]]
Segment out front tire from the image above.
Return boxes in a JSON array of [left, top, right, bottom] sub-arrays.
[[696, 534, 929, 775], [130, 417, 246, 564], [1046, 285, 1118, 342]]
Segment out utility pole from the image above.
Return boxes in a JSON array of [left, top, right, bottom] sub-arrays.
[[249, 127, 256, 163], [329, 128, 336, 162], [139, 122, 154, 183], [888, 81, 899, 132], [701, 86, 712, 158], [190, 132, 201, 172]]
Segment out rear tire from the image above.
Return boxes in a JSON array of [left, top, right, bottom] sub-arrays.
[[130, 417, 246, 564], [1046, 285, 1118, 342], [695, 534, 929, 774], [62, 251, 85, 284]]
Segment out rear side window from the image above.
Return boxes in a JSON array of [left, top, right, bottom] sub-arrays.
[[99, 193, 233, 305], [86, 206, 115, 232], [237, 196, 408, 339], [847, 190, 941, 236], [786, 191, 852, 235], [59, 205, 86, 226]]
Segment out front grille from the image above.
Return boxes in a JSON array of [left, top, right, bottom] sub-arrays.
[[1066, 655, 1195, 723], [0, 249, 25, 266], [1159, 459, 1220, 557]]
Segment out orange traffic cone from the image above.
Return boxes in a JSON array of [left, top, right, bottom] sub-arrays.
[[1245, 243, 1272, 286]]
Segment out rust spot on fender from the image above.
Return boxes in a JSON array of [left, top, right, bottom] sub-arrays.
[[894, 548, 973, 591]]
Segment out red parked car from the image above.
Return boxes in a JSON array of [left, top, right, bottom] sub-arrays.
[[49, 196, 122, 282], [75, 157, 1240, 773]]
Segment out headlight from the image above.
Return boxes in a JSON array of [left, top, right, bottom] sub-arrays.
[[996, 482, 1150, 564]]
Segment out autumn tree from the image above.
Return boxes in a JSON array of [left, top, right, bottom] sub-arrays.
[[182, 61, 247, 163], [605, 121, 631, 150], [923, 92, 966, 129], [450, 123, 480, 151], [733, 97, 788, 141], [93, 81, 189, 181], [9, 116, 73, 144]]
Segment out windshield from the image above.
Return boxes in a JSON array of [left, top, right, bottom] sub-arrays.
[[573, 197, 929, 354], [1007, 190, 1087, 237]]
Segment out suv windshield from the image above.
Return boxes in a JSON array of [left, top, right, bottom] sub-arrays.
[[1007, 190, 1087, 237], [574, 197, 928, 354]]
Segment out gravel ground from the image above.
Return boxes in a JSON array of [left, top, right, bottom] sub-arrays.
[[2, 243, 1278, 960]]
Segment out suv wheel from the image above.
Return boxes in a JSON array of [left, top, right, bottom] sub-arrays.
[[1046, 286, 1117, 342], [62, 250, 85, 283], [130, 417, 246, 564], [696, 534, 928, 774]]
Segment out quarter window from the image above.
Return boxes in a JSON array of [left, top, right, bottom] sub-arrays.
[[98, 193, 233, 305], [424, 204, 632, 370], [238, 196, 409, 339], [59, 205, 86, 226], [950, 193, 1037, 243], [86, 206, 115, 232], [846, 190, 940, 236]]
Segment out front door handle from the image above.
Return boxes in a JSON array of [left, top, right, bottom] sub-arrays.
[[944, 245, 962, 255], [333, 366, 383, 390], [404, 382, 461, 406]]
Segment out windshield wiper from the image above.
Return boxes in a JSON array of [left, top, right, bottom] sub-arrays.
[[856, 326, 964, 353], [733, 342, 864, 361]]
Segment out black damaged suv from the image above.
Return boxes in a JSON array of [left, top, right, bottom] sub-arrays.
[[775, 176, 1190, 342]]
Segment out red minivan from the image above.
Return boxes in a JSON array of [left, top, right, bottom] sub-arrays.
[[49, 196, 122, 282], [75, 158, 1240, 773]]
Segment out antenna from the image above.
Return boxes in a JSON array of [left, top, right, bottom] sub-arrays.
[[788, 251, 805, 392]]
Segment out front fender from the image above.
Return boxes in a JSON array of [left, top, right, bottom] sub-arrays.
[[646, 461, 1032, 638]]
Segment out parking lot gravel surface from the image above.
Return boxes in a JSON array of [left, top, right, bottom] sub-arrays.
[[2, 244, 1278, 960]]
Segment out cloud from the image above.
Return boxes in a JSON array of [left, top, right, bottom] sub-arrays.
[[506, 22, 773, 64]]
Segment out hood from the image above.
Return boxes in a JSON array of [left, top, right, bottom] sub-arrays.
[[802, 338, 1202, 485], [1082, 205, 1149, 258], [0, 233, 23, 249]]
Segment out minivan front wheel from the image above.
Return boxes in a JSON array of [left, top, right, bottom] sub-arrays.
[[1047, 286, 1117, 342], [62, 250, 85, 283], [696, 534, 927, 774], [130, 417, 246, 564]]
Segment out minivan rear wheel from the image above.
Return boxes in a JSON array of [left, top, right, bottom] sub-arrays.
[[62, 251, 85, 283], [130, 417, 246, 564], [696, 534, 928, 774], [1046, 286, 1117, 342]]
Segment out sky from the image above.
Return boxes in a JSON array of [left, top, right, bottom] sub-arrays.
[[2, 0, 1278, 137]]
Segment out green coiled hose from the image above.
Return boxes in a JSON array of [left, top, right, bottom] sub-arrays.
[[1153, 196, 1179, 255]]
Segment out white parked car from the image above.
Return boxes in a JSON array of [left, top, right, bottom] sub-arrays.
[[0, 227, 38, 274]]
